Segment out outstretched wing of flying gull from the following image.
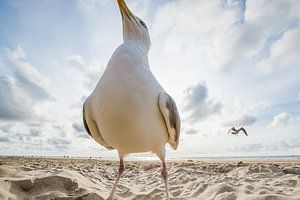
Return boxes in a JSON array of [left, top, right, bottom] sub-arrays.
[[228, 127, 248, 136]]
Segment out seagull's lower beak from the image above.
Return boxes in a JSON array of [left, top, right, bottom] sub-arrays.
[[117, 0, 133, 20]]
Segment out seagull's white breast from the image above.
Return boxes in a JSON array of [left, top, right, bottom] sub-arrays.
[[87, 43, 168, 155]]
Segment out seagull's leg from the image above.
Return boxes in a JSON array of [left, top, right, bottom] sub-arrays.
[[107, 156, 124, 200], [157, 152, 170, 200], [161, 159, 170, 200]]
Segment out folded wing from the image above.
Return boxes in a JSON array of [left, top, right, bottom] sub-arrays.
[[158, 92, 181, 150]]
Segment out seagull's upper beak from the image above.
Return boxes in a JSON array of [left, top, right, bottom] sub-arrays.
[[117, 0, 134, 21], [117, 0, 151, 52]]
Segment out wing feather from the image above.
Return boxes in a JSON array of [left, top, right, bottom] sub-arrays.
[[83, 101, 93, 138], [158, 92, 181, 150], [83, 100, 114, 150]]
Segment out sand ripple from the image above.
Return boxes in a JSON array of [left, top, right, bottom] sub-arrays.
[[0, 157, 299, 200]]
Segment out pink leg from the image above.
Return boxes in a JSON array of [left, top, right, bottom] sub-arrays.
[[161, 159, 170, 200], [106, 158, 124, 200]]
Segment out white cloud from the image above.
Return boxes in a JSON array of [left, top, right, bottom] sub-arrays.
[[245, 0, 300, 28], [29, 129, 43, 137], [72, 122, 90, 139], [67, 54, 103, 92], [147, 0, 300, 118], [151, 0, 300, 76], [0, 50, 101, 150], [184, 128, 198, 135], [6, 46, 52, 100], [6, 46, 26, 60], [0, 124, 14, 133], [297, 92, 300, 101], [182, 82, 222, 123], [256, 27, 300, 72], [68, 54, 86, 70], [0, 46, 52, 121], [0, 75, 34, 120], [268, 112, 293, 128], [152, 0, 241, 70], [0, 136, 10, 143], [47, 138, 72, 149], [222, 100, 270, 127], [234, 143, 263, 152], [220, 0, 300, 68], [233, 139, 300, 153], [225, 114, 256, 127]]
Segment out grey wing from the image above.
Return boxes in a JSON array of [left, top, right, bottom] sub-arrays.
[[83, 101, 93, 138], [239, 127, 248, 136], [158, 92, 181, 150], [227, 127, 234, 134]]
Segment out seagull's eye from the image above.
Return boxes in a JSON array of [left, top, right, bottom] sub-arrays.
[[140, 20, 147, 29]]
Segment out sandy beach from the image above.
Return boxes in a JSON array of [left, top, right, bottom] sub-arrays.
[[0, 157, 299, 200]]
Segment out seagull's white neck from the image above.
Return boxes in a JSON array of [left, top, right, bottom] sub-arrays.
[[124, 39, 149, 54], [123, 40, 150, 67]]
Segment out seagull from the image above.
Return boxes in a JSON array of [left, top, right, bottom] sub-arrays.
[[82, 0, 181, 199], [227, 127, 248, 136]]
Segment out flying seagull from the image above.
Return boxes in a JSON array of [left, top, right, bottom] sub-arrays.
[[82, 0, 180, 199], [228, 127, 248, 136]]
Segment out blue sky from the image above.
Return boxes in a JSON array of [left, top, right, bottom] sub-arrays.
[[0, 0, 299, 158]]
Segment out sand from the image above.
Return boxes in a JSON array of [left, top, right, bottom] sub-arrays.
[[0, 157, 299, 200]]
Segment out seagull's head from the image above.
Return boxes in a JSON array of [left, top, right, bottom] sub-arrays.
[[117, 0, 151, 53]]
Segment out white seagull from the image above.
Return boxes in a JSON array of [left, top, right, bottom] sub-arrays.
[[83, 0, 181, 199]]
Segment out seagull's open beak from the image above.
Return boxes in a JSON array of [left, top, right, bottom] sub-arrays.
[[117, 0, 134, 21]]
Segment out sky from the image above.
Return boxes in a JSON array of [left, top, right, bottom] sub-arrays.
[[0, 0, 299, 158]]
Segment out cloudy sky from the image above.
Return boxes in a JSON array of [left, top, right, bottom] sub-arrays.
[[0, 0, 299, 158]]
